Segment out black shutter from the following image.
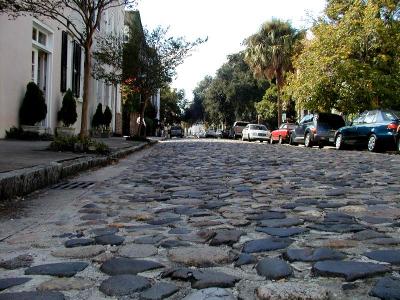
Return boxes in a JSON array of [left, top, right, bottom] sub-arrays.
[[72, 42, 82, 98], [60, 31, 68, 92]]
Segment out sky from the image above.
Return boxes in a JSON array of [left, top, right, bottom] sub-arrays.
[[136, 0, 327, 101]]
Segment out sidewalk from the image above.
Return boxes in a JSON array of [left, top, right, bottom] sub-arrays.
[[0, 137, 162, 200]]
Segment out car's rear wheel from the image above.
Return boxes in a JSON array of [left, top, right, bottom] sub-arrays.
[[305, 133, 313, 148], [278, 136, 283, 144], [289, 134, 297, 146], [335, 134, 345, 150], [367, 134, 378, 152]]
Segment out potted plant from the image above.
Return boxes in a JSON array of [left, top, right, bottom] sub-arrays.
[[19, 82, 47, 134], [57, 89, 78, 137], [91, 103, 104, 137], [102, 105, 113, 137]]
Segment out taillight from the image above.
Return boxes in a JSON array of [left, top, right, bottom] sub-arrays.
[[387, 123, 398, 131]]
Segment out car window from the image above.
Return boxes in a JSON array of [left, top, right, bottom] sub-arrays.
[[381, 111, 400, 121], [235, 122, 249, 127], [318, 113, 345, 128], [250, 125, 266, 130], [352, 112, 367, 125], [364, 111, 377, 124], [299, 115, 312, 124], [280, 124, 287, 129]]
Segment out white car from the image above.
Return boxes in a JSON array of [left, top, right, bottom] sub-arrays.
[[242, 124, 271, 142]]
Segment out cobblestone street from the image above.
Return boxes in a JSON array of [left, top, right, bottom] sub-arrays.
[[1, 139, 400, 299]]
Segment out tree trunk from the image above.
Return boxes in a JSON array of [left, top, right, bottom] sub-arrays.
[[276, 69, 283, 127], [79, 46, 92, 139]]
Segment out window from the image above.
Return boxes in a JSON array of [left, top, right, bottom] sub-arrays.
[[352, 112, 367, 125], [364, 111, 377, 124], [32, 27, 47, 46], [72, 41, 82, 98], [60, 31, 68, 92]]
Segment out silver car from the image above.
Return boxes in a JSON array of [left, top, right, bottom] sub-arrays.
[[242, 124, 271, 142]]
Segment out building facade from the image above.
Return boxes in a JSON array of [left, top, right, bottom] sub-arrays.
[[0, 5, 125, 138]]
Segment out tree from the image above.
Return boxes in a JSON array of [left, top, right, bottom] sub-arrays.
[[255, 84, 278, 128], [58, 89, 78, 127], [160, 86, 184, 125], [7, 0, 137, 138], [122, 18, 206, 136], [183, 76, 212, 124], [286, 0, 400, 114], [244, 19, 303, 126], [19, 82, 47, 126]]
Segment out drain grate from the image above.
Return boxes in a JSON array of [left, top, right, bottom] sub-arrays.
[[52, 181, 96, 190]]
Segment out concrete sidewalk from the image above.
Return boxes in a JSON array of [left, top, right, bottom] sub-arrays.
[[0, 137, 162, 200]]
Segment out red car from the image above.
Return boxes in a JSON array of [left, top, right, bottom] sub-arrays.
[[270, 123, 297, 144]]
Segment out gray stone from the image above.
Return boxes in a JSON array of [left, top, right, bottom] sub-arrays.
[[242, 238, 293, 253], [147, 217, 181, 225], [65, 238, 94, 248], [100, 258, 164, 275], [352, 230, 387, 241], [284, 248, 346, 262], [258, 217, 303, 228], [119, 244, 158, 258], [37, 278, 92, 291], [0, 278, 31, 291], [90, 227, 119, 236], [312, 260, 390, 281], [159, 239, 191, 248], [25, 262, 89, 277], [140, 282, 179, 300], [209, 229, 244, 246], [247, 211, 285, 221], [191, 271, 240, 289], [256, 258, 293, 280], [99, 274, 151, 296], [369, 276, 400, 300], [135, 235, 166, 244], [168, 246, 231, 267], [182, 288, 236, 300], [364, 250, 400, 265], [168, 228, 191, 234], [95, 234, 125, 246], [256, 227, 307, 237], [234, 253, 257, 267], [0, 254, 34, 269], [51, 245, 105, 258], [256, 282, 330, 300], [0, 291, 65, 300]]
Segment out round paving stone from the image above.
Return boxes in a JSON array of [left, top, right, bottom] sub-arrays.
[[25, 262, 89, 277], [0, 278, 31, 291], [168, 246, 231, 267], [256, 227, 307, 237], [100, 258, 164, 275], [312, 260, 390, 281], [364, 250, 400, 265], [37, 278, 92, 291], [90, 227, 119, 236], [118, 244, 158, 258], [191, 271, 240, 289], [369, 276, 400, 300], [140, 282, 179, 300], [51, 245, 106, 259], [0, 254, 34, 269], [284, 248, 346, 262], [234, 253, 257, 267], [182, 288, 236, 300], [0, 291, 65, 300], [256, 258, 293, 280], [256, 282, 330, 300], [257, 217, 304, 228], [242, 238, 293, 253], [209, 229, 244, 246], [95, 234, 125, 246], [99, 274, 151, 296], [64, 238, 94, 248]]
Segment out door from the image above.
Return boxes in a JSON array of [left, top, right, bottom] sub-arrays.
[[32, 47, 49, 126], [357, 111, 377, 144], [294, 114, 313, 143], [345, 112, 366, 145]]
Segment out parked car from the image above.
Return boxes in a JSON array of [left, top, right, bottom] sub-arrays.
[[335, 110, 400, 152], [242, 124, 271, 142], [169, 125, 183, 138], [231, 121, 250, 139], [270, 123, 297, 144], [206, 129, 217, 138], [195, 130, 206, 138], [289, 113, 345, 148]]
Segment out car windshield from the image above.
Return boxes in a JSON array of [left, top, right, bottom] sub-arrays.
[[235, 122, 249, 127], [318, 113, 345, 129], [250, 125, 266, 130], [381, 111, 400, 121], [171, 126, 181, 130]]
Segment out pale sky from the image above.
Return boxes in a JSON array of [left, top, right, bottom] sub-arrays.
[[136, 0, 326, 101]]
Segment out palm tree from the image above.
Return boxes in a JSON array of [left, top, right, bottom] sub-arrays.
[[244, 19, 302, 126]]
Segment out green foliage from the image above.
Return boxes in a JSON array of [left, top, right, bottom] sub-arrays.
[[244, 20, 303, 125], [161, 86, 185, 125], [183, 76, 212, 124], [19, 82, 47, 125], [286, 0, 400, 114], [5, 126, 53, 141], [92, 103, 104, 128], [49, 135, 110, 155], [255, 85, 278, 125], [58, 89, 77, 127], [103, 106, 112, 128]]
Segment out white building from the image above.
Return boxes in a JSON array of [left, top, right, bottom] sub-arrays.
[[0, 5, 125, 138]]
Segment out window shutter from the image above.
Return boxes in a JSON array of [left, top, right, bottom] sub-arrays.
[[72, 41, 82, 98], [60, 31, 68, 92]]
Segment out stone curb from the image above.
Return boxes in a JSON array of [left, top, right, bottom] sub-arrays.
[[0, 140, 157, 200]]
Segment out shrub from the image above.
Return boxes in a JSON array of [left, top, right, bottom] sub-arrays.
[[49, 136, 110, 155], [58, 89, 77, 127], [103, 106, 112, 128], [5, 126, 53, 141], [92, 103, 104, 128], [19, 82, 47, 125]]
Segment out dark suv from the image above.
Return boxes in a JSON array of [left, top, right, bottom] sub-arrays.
[[289, 113, 345, 148], [169, 126, 183, 138]]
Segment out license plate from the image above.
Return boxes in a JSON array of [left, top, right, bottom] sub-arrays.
[[329, 138, 334, 142], [258, 133, 266, 136]]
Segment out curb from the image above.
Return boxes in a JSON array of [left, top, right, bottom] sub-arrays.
[[0, 140, 157, 201]]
